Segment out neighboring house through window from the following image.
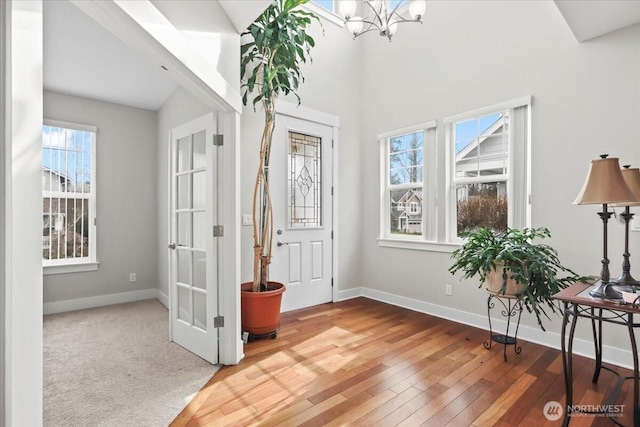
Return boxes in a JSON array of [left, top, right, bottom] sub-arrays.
[[42, 121, 97, 273], [445, 97, 531, 241], [378, 96, 530, 251], [379, 121, 437, 240]]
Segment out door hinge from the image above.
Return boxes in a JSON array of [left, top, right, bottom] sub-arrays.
[[213, 225, 224, 237], [331, 278, 334, 288], [214, 316, 224, 328], [331, 186, 334, 196], [331, 230, 334, 239], [332, 139, 334, 148], [212, 134, 224, 146]]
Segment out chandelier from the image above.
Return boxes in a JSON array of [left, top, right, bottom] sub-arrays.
[[338, 0, 427, 41]]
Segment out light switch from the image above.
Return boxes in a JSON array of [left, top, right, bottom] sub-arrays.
[[242, 214, 252, 226]]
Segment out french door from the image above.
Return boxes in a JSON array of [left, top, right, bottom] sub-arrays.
[[169, 113, 218, 363]]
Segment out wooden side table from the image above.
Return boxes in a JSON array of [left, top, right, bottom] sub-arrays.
[[485, 289, 523, 361], [554, 281, 640, 426]]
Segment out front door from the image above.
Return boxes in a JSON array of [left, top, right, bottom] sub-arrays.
[[270, 114, 333, 312], [169, 113, 218, 363]]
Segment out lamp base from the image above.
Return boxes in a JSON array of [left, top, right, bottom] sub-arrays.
[[589, 280, 623, 300], [612, 271, 640, 290]]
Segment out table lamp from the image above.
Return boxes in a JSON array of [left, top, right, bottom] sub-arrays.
[[612, 165, 640, 288], [574, 155, 639, 299]]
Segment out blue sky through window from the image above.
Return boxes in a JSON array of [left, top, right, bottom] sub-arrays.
[[313, 0, 334, 11], [455, 112, 501, 154], [42, 126, 93, 190], [312, 0, 405, 13]]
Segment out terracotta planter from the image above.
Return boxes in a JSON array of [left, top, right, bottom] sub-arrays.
[[241, 281, 286, 336], [486, 265, 526, 296]]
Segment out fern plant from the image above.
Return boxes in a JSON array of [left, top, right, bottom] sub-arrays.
[[449, 227, 584, 330]]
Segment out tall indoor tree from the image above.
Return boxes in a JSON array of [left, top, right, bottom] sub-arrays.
[[240, 0, 319, 292]]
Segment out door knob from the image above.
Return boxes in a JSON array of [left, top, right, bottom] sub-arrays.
[[277, 241, 289, 247], [168, 242, 176, 250]]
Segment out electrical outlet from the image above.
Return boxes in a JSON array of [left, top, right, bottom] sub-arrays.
[[445, 284, 452, 296], [130, 273, 136, 282]]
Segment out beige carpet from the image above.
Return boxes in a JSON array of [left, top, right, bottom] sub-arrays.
[[44, 299, 219, 427]]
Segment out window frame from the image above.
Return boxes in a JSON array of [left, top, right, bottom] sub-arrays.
[[42, 119, 99, 275], [444, 96, 531, 243], [305, 1, 345, 27], [378, 120, 437, 244], [377, 96, 531, 253]]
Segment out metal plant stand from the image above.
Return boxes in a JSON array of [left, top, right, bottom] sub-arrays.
[[485, 291, 523, 361]]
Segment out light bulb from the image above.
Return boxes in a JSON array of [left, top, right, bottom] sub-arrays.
[[409, 0, 426, 20], [339, 1, 357, 19], [388, 19, 398, 37], [347, 18, 364, 36]]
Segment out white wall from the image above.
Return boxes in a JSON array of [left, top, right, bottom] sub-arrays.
[[151, 0, 240, 96], [156, 86, 212, 299], [0, 1, 6, 419], [43, 92, 159, 305], [239, 10, 365, 291], [4, 2, 44, 425], [357, 1, 640, 358]]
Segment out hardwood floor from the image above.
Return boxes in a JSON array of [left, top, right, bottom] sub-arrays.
[[171, 297, 635, 426]]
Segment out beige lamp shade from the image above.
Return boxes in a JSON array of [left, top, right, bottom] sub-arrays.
[[573, 156, 640, 205], [612, 167, 640, 207]]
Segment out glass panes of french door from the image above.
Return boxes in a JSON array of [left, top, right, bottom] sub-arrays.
[[175, 130, 207, 331], [288, 131, 322, 228]]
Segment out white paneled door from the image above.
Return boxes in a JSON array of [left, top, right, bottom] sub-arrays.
[[270, 114, 333, 312], [169, 113, 218, 363]]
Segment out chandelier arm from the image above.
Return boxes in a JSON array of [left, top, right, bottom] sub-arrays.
[[345, 18, 384, 32], [352, 26, 384, 39], [390, 11, 423, 24], [356, 19, 383, 29], [363, 1, 384, 24], [389, 1, 403, 17]]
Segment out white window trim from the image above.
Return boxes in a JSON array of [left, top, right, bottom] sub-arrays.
[[379, 120, 437, 243], [304, 2, 345, 27], [42, 119, 98, 274], [444, 96, 532, 243], [377, 238, 459, 253], [378, 97, 531, 252]]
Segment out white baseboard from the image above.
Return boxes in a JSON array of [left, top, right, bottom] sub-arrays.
[[336, 287, 635, 370], [157, 290, 169, 309], [44, 288, 162, 315]]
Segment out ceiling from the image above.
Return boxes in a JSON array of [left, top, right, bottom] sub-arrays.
[[44, 0, 178, 111], [43, 1, 640, 112], [554, 0, 640, 42]]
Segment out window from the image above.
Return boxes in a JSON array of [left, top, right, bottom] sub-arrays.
[[42, 121, 97, 271], [446, 97, 531, 241], [451, 111, 509, 235], [306, 1, 346, 26], [312, 0, 335, 12], [312, 0, 404, 14], [379, 121, 436, 240], [378, 96, 530, 251]]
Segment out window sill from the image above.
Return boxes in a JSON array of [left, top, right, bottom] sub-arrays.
[[377, 238, 460, 253], [43, 261, 100, 275]]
